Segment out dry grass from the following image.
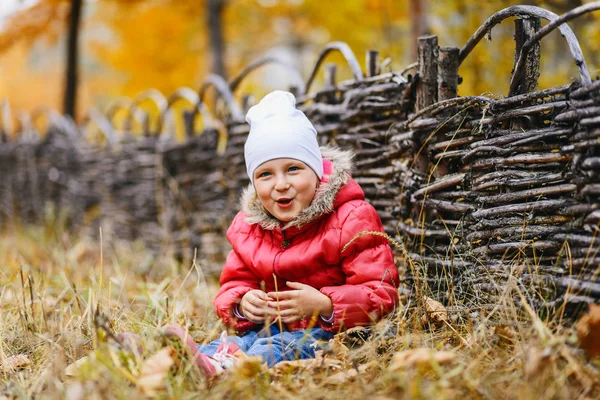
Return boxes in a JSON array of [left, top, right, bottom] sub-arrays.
[[0, 217, 599, 399]]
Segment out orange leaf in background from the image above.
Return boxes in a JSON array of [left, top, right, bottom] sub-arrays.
[[0, 0, 69, 54], [576, 303, 600, 358], [1, 0, 598, 119]]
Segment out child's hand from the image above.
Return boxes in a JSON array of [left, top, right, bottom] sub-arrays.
[[267, 282, 333, 323], [239, 290, 273, 323]]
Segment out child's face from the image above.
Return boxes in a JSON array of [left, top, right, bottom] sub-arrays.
[[253, 158, 319, 222]]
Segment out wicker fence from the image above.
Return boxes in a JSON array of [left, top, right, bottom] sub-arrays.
[[1, 5, 599, 317]]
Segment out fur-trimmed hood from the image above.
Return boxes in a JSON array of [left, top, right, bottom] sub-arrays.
[[240, 145, 356, 230]]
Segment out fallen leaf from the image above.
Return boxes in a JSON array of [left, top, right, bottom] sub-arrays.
[[328, 336, 350, 360], [337, 326, 372, 346], [324, 361, 375, 385], [424, 297, 448, 325], [232, 356, 264, 379], [0, 354, 31, 372], [269, 356, 342, 378], [269, 358, 313, 377], [65, 356, 90, 377], [494, 325, 517, 345], [524, 347, 552, 379], [389, 348, 457, 371], [137, 347, 175, 396], [576, 304, 600, 358]]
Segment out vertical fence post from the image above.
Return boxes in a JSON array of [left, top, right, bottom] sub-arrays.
[[322, 63, 337, 104], [416, 35, 439, 112], [183, 110, 195, 138], [510, 17, 541, 96], [288, 86, 299, 98], [414, 35, 438, 189], [1, 100, 12, 142], [141, 112, 150, 137], [366, 50, 379, 77], [435, 46, 458, 179], [241, 94, 254, 114], [324, 63, 337, 88], [437, 46, 459, 101]]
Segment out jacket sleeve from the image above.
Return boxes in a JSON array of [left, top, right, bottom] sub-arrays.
[[319, 202, 399, 333], [213, 216, 260, 333]]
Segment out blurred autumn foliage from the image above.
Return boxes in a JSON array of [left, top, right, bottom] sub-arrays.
[[0, 0, 599, 123]]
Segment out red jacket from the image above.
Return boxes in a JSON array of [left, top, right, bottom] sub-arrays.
[[214, 147, 399, 333]]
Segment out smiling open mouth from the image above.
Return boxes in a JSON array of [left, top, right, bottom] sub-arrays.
[[277, 198, 293, 208]]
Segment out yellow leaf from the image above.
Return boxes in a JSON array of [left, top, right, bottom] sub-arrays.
[[137, 347, 175, 397], [65, 356, 90, 377], [389, 348, 457, 371], [0, 354, 31, 373], [324, 361, 374, 385], [232, 356, 264, 379], [424, 297, 448, 325], [328, 336, 351, 360]]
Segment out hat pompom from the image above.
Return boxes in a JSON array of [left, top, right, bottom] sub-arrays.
[[245, 91, 297, 124]]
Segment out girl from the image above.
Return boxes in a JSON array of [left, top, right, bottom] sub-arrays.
[[163, 90, 399, 377]]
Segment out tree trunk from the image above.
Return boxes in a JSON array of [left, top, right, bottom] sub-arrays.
[[409, 0, 430, 60], [63, 0, 83, 119], [207, 0, 227, 78]]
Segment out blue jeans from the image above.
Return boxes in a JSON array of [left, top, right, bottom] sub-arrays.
[[198, 325, 334, 367]]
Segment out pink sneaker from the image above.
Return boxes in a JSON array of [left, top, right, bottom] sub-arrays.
[[213, 331, 245, 369], [161, 324, 220, 378]]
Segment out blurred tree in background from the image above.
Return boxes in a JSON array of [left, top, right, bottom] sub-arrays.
[[0, 0, 598, 124]]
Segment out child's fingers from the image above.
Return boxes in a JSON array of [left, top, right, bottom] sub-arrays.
[[244, 312, 264, 323], [242, 299, 272, 318], [280, 314, 302, 323], [266, 299, 294, 309], [277, 308, 302, 318], [253, 291, 269, 301], [285, 281, 310, 289], [275, 308, 301, 322], [267, 290, 299, 300], [243, 305, 276, 322], [246, 290, 268, 302], [242, 304, 264, 319], [246, 296, 267, 308]]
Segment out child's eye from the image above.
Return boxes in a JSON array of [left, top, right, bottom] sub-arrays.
[[288, 166, 300, 172], [257, 171, 271, 178]]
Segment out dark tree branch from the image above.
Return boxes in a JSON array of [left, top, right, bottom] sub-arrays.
[[207, 0, 227, 79], [63, 0, 83, 119]]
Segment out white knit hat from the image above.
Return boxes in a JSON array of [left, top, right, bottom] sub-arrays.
[[244, 90, 323, 183]]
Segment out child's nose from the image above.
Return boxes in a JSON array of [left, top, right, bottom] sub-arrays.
[[274, 175, 289, 191]]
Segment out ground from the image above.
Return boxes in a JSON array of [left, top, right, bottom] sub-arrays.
[[0, 218, 598, 399]]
